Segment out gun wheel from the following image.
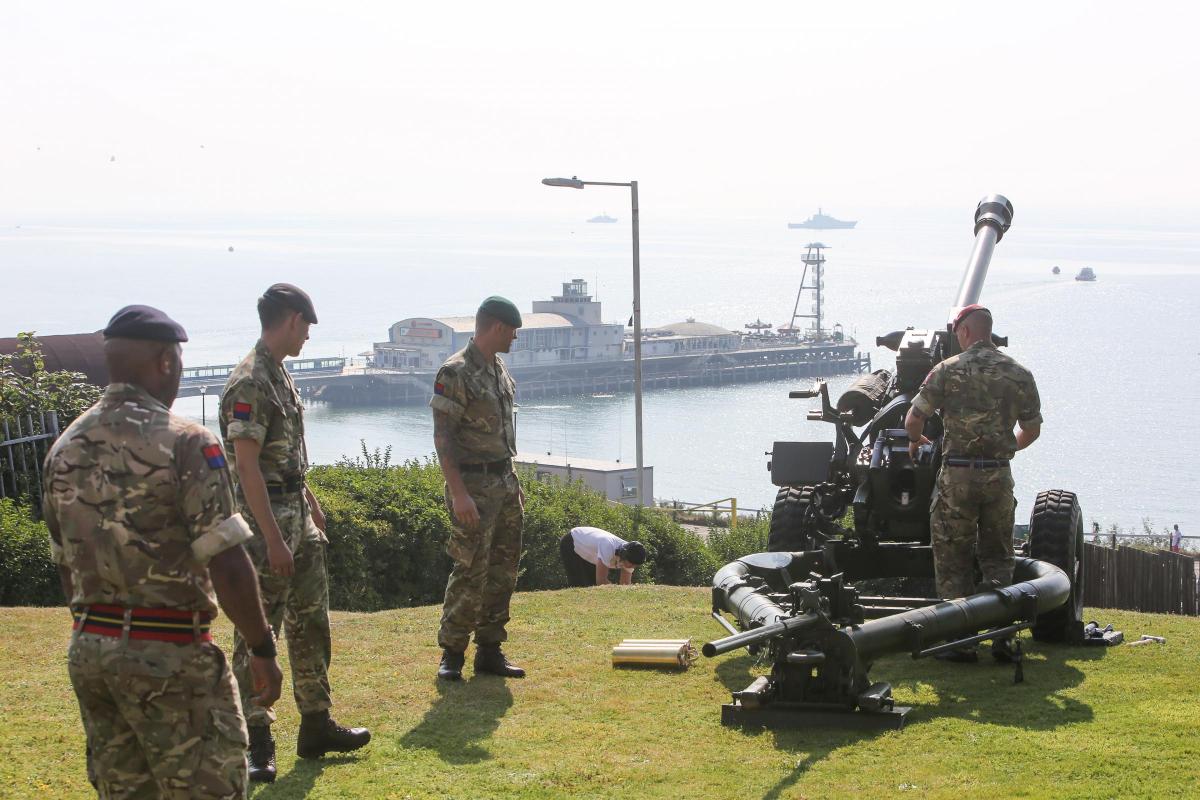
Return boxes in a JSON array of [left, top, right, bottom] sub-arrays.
[[768, 486, 819, 552], [1028, 489, 1085, 644]]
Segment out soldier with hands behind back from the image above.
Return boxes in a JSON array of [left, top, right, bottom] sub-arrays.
[[431, 296, 527, 681], [43, 305, 283, 798], [905, 305, 1042, 661], [220, 284, 369, 783]]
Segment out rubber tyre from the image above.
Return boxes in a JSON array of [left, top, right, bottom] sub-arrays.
[[1028, 489, 1085, 644], [768, 486, 815, 552]]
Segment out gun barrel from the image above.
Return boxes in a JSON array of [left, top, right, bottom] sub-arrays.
[[843, 556, 1069, 659], [702, 612, 820, 658], [952, 194, 1013, 311]]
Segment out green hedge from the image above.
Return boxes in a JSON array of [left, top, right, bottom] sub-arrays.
[[307, 458, 720, 611], [1, 459, 747, 610], [0, 499, 63, 606]]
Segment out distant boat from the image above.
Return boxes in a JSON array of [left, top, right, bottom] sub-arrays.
[[588, 213, 617, 224], [1052, 266, 1061, 275], [788, 208, 857, 230], [1075, 267, 1096, 282]]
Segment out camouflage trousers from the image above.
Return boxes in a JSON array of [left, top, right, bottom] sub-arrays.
[[438, 470, 524, 652], [930, 464, 1016, 600], [68, 632, 248, 799], [232, 512, 331, 728]]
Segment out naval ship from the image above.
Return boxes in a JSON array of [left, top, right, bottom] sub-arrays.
[[788, 208, 857, 230]]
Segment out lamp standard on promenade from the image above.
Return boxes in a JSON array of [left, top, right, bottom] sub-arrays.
[[541, 176, 645, 508]]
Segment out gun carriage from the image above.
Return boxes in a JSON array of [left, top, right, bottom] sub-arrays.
[[704, 196, 1087, 729]]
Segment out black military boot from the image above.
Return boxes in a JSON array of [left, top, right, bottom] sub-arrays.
[[247, 725, 276, 783], [474, 644, 526, 678], [438, 648, 465, 681], [296, 710, 371, 759], [991, 636, 1020, 663]]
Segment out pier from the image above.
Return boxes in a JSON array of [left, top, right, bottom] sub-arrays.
[[177, 356, 346, 398], [304, 341, 870, 406]]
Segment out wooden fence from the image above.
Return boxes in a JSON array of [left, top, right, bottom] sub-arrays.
[[1082, 543, 1198, 615]]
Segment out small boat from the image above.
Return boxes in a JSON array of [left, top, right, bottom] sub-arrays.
[[588, 213, 617, 223], [1052, 266, 1061, 275], [1075, 267, 1096, 282]]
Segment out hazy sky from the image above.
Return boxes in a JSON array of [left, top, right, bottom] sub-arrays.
[[3, 1, 1197, 222]]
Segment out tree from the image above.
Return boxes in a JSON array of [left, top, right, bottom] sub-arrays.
[[0, 332, 100, 426]]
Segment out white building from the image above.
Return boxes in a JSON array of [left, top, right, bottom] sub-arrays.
[[373, 279, 625, 370], [515, 453, 653, 505], [635, 320, 741, 356]]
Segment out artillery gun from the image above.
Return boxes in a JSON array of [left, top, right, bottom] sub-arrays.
[[704, 195, 1086, 729]]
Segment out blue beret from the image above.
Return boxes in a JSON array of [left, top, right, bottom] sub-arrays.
[[478, 296, 522, 328], [262, 283, 318, 324], [102, 305, 188, 343]]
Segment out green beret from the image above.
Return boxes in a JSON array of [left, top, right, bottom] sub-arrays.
[[478, 296, 522, 328]]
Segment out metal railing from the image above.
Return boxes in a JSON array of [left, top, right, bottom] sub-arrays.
[[0, 411, 61, 505], [661, 497, 749, 529]]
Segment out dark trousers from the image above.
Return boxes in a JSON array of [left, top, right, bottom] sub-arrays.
[[560, 532, 596, 587]]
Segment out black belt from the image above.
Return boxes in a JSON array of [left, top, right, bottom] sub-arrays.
[[459, 458, 512, 475], [944, 457, 1009, 469], [265, 476, 305, 496]]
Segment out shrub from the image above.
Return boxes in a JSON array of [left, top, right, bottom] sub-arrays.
[[307, 455, 718, 610], [706, 517, 770, 566], [2, 447, 730, 611], [0, 498, 62, 606]]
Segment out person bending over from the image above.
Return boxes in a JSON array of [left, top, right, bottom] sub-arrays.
[[560, 526, 647, 586]]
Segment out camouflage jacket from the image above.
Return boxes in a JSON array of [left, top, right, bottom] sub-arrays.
[[429, 339, 517, 463], [41, 383, 252, 614], [220, 340, 308, 486], [912, 340, 1042, 460]]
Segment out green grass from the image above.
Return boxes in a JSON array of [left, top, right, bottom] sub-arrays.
[[2, 589, 1198, 799]]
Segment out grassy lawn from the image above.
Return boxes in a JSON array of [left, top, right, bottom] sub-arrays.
[[2, 587, 1197, 799]]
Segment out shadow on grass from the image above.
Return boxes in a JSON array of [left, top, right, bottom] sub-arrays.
[[712, 644, 1107, 800], [249, 755, 359, 799], [398, 676, 514, 764]]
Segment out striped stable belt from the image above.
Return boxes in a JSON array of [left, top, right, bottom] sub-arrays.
[[72, 604, 214, 644]]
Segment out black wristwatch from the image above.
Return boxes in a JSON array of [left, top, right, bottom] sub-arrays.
[[250, 626, 277, 659]]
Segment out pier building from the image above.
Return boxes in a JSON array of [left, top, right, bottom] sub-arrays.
[[373, 279, 624, 370]]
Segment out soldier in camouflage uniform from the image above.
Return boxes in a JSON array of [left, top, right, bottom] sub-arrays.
[[42, 305, 283, 799], [906, 304, 1043, 613], [220, 284, 369, 782], [430, 296, 527, 681]]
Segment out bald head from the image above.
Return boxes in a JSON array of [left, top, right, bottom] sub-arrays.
[[104, 338, 183, 406], [955, 308, 994, 348]]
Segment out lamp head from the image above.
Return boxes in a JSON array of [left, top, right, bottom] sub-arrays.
[[542, 176, 585, 189]]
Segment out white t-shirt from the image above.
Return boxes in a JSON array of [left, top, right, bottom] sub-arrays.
[[570, 526, 627, 569]]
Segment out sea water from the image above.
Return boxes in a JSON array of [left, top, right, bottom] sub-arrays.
[[4, 211, 1197, 529]]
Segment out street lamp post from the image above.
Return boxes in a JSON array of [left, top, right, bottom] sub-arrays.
[[542, 176, 645, 508]]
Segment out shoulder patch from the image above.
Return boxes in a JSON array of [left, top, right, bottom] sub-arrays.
[[202, 444, 227, 469], [233, 402, 252, 420], [434, 382, 446, 395]]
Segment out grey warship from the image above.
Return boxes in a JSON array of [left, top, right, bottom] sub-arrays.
[[788, 208, 857, 230]]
